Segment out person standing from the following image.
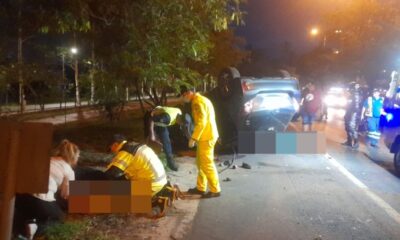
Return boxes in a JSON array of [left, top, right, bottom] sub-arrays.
[[361, 88, 386, 148], [342, 82, 363, 149], [145, 106, 182, 171], [300, 82, 322, 131], [180, 86, 221, 198]]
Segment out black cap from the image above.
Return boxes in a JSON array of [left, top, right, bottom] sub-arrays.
[[113, 134, 127, 144], [179, 85, 195, 96]]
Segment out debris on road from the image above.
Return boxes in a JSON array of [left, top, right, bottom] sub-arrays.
[[241, 162, 252, 169], [223, 177, 232, 182]]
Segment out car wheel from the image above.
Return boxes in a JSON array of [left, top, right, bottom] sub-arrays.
[[394, 150, 400, 175]]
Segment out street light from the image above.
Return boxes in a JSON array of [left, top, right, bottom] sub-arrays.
[[310, 27, 319, 36], [310, 27, 326, 48], [70, 47, 78, 55], [70, 47, 80, 106]]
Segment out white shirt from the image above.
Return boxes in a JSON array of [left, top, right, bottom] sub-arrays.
[[33, 157, 75, 202]]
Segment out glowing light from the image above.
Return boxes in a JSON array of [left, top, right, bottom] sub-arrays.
[[70, 47, 78, 54], [310, 27, 319, 36]]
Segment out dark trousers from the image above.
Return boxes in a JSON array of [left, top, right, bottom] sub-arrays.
[[155, 126, 173, 158], [344, 111, 361, 141], [13, 194, 65, 237]]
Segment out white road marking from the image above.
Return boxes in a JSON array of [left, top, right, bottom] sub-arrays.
[[326, 153, 400, 225]]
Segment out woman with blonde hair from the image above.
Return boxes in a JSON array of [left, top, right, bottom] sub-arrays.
[[13, 139, 80, 238]]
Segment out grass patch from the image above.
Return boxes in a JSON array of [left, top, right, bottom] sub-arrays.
[[44, 217, 119, 240]]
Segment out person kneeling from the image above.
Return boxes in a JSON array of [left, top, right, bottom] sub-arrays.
[[13, 139, 80, 239]]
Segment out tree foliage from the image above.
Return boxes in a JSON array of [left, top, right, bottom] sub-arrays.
[[0, 0, 248, 114], [301, 0, 400, 85]]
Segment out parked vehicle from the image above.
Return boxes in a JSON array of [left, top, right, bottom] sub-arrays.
[[206, 67, 301, 145]]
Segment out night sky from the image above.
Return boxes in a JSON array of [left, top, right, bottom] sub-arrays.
[[235, 0, 348, 57]]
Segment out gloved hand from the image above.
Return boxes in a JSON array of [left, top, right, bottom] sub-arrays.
[[386, 113, 394, 122], [188, 139, 196, 148]]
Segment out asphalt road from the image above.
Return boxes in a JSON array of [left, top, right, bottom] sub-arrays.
[[186, 108, 400, 240]]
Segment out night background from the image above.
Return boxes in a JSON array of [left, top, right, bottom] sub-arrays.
[[0, 0, 399, 110]]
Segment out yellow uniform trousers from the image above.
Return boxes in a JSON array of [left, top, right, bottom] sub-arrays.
[[196, 139, 221, 193]]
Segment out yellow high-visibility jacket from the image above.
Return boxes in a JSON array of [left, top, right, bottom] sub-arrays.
[[191, 93, 219, 141], [107, 144, 167, 195], [153, 106, 182, 127]]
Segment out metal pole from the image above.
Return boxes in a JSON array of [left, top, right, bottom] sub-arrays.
[[63, 54, 67, 124]]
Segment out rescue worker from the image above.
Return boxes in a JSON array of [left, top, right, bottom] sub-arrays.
[[342, 82, 363, 149], [105, 134, 167, 196], [145, 106, 183, 171], [180, 86, 221, 198], [361, 89, 387, 148]]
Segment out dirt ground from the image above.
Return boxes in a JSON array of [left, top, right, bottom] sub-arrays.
[[50, 109, 202, 240]]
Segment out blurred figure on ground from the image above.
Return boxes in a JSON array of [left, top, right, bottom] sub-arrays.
[[342, 82, 363, 149], [180, 86, 221, 198], [13, 139, 80, 239], [361, 88, 387, 148], [300, 82, 322, 131], [144, 106, 183, 171]]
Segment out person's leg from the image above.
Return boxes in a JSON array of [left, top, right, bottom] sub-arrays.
[[302, 113, 310, 131], [15, 194, 64, 237], [155, 126, 178, 171], [367, 117, 379, 146], [197, 140, 221, 194], [195, 147, 208, 193]]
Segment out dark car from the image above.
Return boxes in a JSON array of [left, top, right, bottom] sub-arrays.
[[206, 67, 301, 146]]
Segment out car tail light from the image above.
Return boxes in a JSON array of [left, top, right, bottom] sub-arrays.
[[243, 93, 296, 113], [242, 81, 252, 91]]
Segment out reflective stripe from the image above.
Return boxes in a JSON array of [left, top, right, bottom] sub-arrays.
[[154, 173, 167, 183], [113, 159, 129, 169], [154, 122, 169, 127], [136, 145, 166, 184], [368, 131, 381, 139]]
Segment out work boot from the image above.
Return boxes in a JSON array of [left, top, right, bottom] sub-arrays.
[[370, 143, 379, 148], [341, 138, 352, 147], [166, 155, 179, 171], [202, 192, 221, 199], [187, 187, 205, 195], [352, 139, 359, 149]]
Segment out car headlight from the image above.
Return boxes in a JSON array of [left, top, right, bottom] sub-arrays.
[[324, 96, 336, 106], [338, 97, 347, 106]]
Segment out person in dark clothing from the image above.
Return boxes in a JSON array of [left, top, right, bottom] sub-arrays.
[[342, 82, 363, 149], [301, 82, 322, 131]]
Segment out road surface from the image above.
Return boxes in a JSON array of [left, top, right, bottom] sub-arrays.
[[186, 107, 400, 240]]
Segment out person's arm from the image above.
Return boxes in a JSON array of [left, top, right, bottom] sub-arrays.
[[191, 101, 207, 141], [60, 164, 75, 199], [104, 166, 126, 180]]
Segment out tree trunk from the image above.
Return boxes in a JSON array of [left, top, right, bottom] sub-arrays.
[[17, 8, 25, 113], [90, 41, 95, 104], [134, 78, 145, 113], [74, 58, 80, 106], [73, 33, 80, 106], [125, 87, 129, 102]]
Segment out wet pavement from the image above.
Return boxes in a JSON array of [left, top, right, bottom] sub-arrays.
[[186, 107, 400, 240]]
